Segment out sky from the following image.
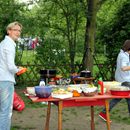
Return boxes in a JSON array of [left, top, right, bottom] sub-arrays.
[[20, 0, 30, 3], [19, 0, 35, 9]]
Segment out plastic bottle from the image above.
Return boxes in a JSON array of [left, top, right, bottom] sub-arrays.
[[98, 77, 104, 95], [39, 79, 45, 87]]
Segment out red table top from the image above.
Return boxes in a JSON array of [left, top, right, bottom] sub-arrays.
[[28, 93, 130, 103], [26, 92, 130, 108]]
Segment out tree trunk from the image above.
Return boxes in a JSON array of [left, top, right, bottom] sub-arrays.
[[81, 0, 98, 72]]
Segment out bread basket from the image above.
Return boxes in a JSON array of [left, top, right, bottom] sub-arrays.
[[81, 86, 97, 96], [83, 91, 97, 96]]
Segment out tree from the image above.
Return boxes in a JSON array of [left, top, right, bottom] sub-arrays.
[[29, 0, 86, 73], [96, 0, 129, 80], [81, 0, 98, 72], [0, 0, 26, 40]]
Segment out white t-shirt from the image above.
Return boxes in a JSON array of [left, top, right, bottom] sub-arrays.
[[115, 49, 130, 82]]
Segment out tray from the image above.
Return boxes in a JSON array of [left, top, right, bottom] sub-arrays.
[[17, 67, 27, 75], [51, 93, 73, 99], [110, 90, 130, 96]]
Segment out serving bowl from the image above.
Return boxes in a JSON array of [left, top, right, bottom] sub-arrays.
[[103, 81, 121, 92], [110, 90, 130, 96], [26, 87, 35, 95], [81, 86, 97, 96], [35, 86, 52, 98], [83, 91, 97, 96]]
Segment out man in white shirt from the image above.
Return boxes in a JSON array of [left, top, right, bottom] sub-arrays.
[[99, 40, 130, 122], [0, 21, 22, 130]]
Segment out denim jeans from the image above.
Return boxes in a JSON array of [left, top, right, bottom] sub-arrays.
[[102, 98, 130, 114], [0, 81, 14, 130]]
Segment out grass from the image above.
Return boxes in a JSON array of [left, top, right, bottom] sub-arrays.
[[94, 99, 130, 124], [11, 126, 36, 130]]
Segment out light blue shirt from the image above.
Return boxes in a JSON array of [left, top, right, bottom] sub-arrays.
[[115, 49, 130, 82], [0, 36, 19, 83]]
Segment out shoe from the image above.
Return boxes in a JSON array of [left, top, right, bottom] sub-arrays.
[[99, 112, 112, 122]]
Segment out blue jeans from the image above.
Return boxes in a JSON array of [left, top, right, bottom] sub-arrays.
[[0, 81, 14, 130], [102, 98, 130, 114]]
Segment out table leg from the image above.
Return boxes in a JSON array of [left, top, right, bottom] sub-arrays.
[[45, 102, 51, 130], [90, 106, 95, 130], [105, 100, 111, 130], [58, 101, 63, 130]]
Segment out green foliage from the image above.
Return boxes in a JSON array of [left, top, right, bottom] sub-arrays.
[[35, 37, 71, 77], [97, 0, 129, 51], [96, 0, 130, 80], [24, 0, 87, 72], [0, 0, 26, 40], [2, 0, 130, 81]]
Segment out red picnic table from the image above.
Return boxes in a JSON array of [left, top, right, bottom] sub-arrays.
[[27, 93, 130, 130]]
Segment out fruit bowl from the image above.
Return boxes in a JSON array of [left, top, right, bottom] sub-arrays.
[[35, 86, 52, 98]]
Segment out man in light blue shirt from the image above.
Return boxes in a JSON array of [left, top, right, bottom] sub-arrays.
[[0, 21, 22, 130], [115, 49, 130, 82], [99, 40, 130, 122]]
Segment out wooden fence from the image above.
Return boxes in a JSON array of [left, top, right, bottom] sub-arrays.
[[16, 63, 115, 87]]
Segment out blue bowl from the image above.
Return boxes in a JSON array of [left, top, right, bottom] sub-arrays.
[[35, 86, 52, 98]]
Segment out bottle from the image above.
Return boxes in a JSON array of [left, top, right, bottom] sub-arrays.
[[98, 77, 104, 95], [39, 79, 45, 87]]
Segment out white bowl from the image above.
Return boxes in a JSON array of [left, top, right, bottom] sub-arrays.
[[26, 87, 35, 95]]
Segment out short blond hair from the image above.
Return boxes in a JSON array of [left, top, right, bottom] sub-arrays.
[[6, 21, 22, 31]]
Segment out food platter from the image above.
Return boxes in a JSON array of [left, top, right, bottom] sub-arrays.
[[51, 93, 73, 99], [51, 88, 73, 99]]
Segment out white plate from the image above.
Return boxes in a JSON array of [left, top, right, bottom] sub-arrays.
[[51, 93, 73, 99], [68, 84, 87, 87]]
